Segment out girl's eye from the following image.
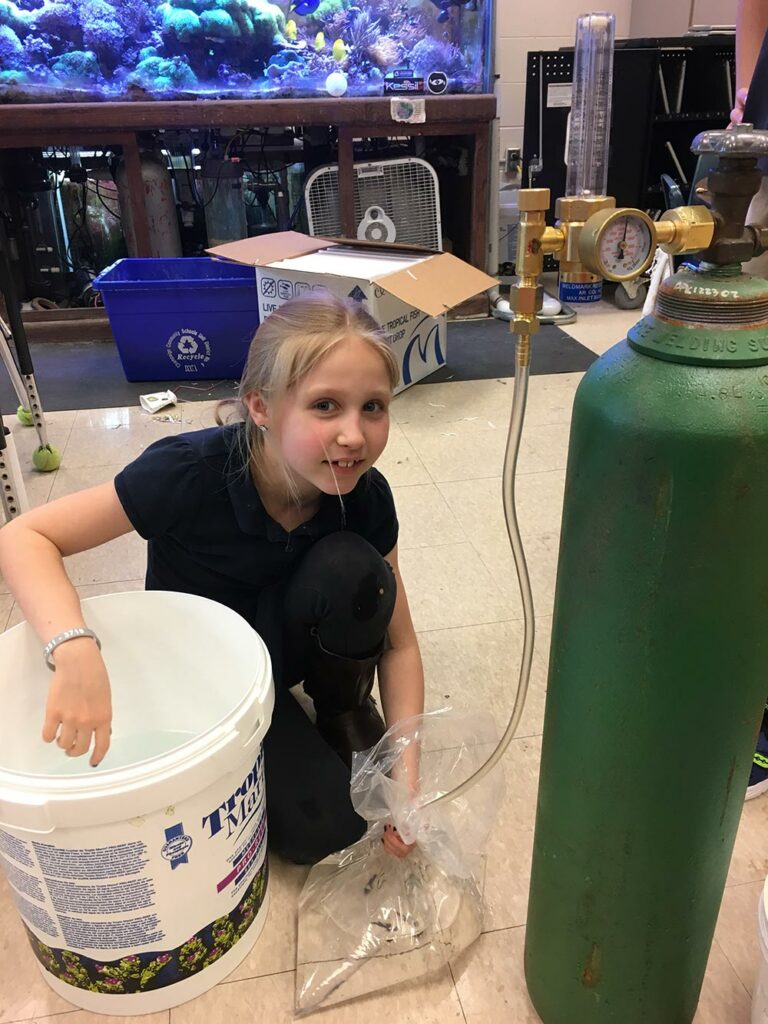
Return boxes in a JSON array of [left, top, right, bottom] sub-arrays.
[[313, 400, 335, 412], [363, 400, 387, 413]]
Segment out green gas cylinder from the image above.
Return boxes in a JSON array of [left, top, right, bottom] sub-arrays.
[[524, 263, 768, 1022]]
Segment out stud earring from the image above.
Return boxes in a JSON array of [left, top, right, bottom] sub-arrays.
[[258, 424, 268, 434]]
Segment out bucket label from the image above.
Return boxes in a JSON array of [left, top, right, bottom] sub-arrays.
[[165, 328, 212, 373], [161, 823, 192, 869], [0, 748, 268, 997]]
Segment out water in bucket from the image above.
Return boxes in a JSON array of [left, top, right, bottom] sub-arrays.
[[0, 591, 274, 1016]]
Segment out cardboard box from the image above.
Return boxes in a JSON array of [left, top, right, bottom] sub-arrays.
[[208, 232, 496, 392]]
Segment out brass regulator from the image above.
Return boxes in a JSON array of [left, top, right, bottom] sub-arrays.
[[510, 126, 768, 343]]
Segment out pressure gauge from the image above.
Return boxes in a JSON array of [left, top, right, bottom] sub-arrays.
[[579, 208, 656, 282]]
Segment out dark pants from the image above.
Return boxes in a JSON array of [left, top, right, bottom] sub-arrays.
[[262, 532, 396, 865]]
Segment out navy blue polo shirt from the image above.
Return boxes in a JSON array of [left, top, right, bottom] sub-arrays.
[[114, 424, 398, 676]]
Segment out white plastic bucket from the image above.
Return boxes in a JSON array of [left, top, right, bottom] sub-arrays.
[[0, 591, 274, 1015], [753, 877, 768, 1022]]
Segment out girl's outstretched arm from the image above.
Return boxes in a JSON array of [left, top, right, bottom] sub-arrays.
[[377, 545, 424, 858], [0, 482, 134, 765], [377, 544, 424, 732]]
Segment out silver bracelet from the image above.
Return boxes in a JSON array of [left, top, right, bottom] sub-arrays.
[[44, 628, 101, 671]]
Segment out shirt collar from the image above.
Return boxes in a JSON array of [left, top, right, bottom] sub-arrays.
[[223, 425, 347, 541]]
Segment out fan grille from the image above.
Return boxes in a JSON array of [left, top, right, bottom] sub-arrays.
[[305, 157, 442, 250]]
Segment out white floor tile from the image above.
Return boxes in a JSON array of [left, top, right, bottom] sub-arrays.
[[418, 618, 550, 739], [391, 483, 466, 550], [0, 593, 13, 630], [174, 963, 465, 1023], [439, 471, 566, 542], [398, 543, 510, 632], [560, 303, 638, 357], [716, 879, 762, 996], [727, 794, 768, 886], [63, 418, 181, 470], [375, 421, 432, 487]]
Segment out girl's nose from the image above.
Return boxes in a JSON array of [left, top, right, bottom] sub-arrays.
[[337, 414, 364, 448]]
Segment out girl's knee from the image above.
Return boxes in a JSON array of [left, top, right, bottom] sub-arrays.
[[284, 531, 396, 658]]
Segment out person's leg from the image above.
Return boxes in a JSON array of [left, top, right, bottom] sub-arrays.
[[283, 531, 397, 766], [264, 531, 397, 863], [747, 700, 768, 800], [263, 684, 368, 863]]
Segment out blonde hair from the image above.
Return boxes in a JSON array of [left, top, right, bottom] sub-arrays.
[[216, 293, 399, 489]]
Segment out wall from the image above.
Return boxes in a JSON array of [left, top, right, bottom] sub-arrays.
[[495, 1, 632, 162], [691, 0, 736, 27], [629, 1, 690, 38], [629, 0, 735, 38]]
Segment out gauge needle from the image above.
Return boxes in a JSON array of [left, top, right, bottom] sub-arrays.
[[616, 218, 629, 261]]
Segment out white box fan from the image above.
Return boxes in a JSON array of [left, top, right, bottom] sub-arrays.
[[304, 157, 442, 250]]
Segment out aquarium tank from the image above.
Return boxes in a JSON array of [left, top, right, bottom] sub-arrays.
[[0, 0, 493, 102]]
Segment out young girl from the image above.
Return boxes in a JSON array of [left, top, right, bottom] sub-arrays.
[[0, 294, 424, 863]]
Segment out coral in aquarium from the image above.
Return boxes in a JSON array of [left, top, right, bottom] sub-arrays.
[[0, 0, 488, 100], [0, 0, 28, 36], [367, 34, 400, 69], [345, 8, 379, 56], [50, 49, 104, 85], [160, 0, 286, 52], [407, 35, 466, 76], [0, 22, 24, 66], [297, 0, 348, 31], [129, 53, 198, 92], [23, 34, 54, 62]]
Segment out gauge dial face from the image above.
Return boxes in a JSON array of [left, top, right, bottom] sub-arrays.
[[596, 214, 654, 280]]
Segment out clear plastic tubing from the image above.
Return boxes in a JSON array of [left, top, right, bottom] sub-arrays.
[[427, 337, 534, 808], [565, 12, 616, 198]]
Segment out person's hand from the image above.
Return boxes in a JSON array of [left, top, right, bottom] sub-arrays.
[[730, 87, 749, 127], [42, 638, 112, 766], [382, 823, 416, 859]]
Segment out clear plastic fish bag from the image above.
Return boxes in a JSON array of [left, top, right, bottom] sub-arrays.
[[295, 708, 504, 1014]]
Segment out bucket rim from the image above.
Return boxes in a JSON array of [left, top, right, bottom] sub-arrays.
[[0, 688, 266, 797], [0, 591, 273, 799]]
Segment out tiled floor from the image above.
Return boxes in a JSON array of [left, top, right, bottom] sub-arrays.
[[0, 300, 764, 1022]]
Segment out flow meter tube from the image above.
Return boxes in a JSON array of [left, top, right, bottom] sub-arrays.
[[565, 13, 615, 198]]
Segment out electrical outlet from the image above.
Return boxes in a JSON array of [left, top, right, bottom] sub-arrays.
[[505, 147, 521, 174]]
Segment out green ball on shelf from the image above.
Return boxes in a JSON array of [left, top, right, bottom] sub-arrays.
[[16, 405, 34, 426], [32, 445, 62, 472]]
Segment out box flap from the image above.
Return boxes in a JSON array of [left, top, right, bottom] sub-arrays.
[[377, 253, 498, 317], [268, 249, 429, 281], [322, 237, 438, 256], [207, 231, 332, 267]]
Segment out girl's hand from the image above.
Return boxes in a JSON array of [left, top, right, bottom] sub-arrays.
[[730, 87, 749, 127], [42, 638, 112, 766], [382, 824, 416, 859]]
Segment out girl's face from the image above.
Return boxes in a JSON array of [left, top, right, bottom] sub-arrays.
[[257, 334, 393, 503]]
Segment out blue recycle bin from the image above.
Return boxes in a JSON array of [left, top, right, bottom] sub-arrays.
[[94, 258, 260, 382]]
